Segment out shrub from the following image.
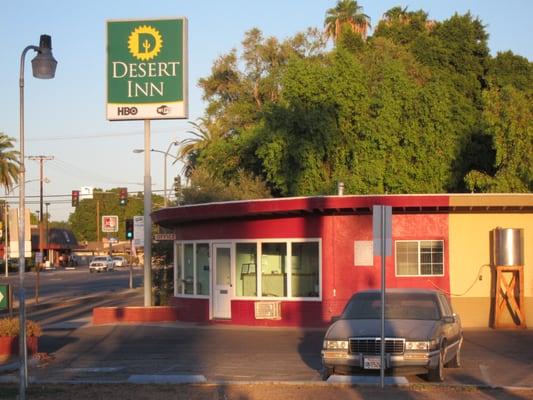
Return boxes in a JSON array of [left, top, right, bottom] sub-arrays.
[[0, 317, 42, 337]]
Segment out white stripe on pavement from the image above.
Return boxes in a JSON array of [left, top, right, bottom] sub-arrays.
[[327, 375, 409, 385], [128, 374, 207, 384]]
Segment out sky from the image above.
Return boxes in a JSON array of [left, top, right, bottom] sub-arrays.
[[1, 0, 532, 222]]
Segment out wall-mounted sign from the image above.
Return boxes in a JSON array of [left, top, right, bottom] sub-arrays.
[[154, 233, 176, 241], [106, 18, 188, 120], [354, 241, 373, 266]]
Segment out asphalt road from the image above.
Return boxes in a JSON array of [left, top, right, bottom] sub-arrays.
[[0, 265, 143, 307]]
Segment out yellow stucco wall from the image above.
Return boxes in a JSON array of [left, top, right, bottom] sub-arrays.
[[449, 213, 533, 328]]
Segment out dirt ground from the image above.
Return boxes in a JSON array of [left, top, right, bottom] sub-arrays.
[[0, 384, 532, 400]]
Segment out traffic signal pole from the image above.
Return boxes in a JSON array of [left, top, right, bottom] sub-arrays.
[[129, 239, 133, 289]]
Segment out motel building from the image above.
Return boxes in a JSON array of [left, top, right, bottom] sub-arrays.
[[151, 193, 533, 329]]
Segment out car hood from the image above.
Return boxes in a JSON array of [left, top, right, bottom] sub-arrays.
[[326, 319, 439, 341]]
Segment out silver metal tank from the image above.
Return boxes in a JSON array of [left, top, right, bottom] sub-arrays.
[[492, 228, 524, 266]]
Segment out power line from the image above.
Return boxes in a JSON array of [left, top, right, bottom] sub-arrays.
[[26, 127, 183, 142], [50, 158, 144, 186]]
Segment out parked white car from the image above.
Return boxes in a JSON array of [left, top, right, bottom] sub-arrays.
[[89, 256, 115, 273], [112, 256, 128, 267]]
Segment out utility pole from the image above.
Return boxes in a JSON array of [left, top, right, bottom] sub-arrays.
[[27, 155, 53, 304], [45, 202, 50, 267], [3, 203, 8, 277]]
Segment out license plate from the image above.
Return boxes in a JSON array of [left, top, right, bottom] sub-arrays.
[[364, 356, 381, 369]]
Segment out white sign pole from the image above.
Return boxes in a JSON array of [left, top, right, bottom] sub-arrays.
[[373, 205, 392, 389], [143, 120, 152, 307]]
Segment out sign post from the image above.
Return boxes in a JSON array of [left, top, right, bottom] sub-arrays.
[[373, 205, 392, 389], [107, 18, 188, 307]]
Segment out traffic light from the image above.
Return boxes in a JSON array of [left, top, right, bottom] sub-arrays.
[[71, 190, 80, 207], [125, 218, 134, 240], [119, 187, 128, 206]]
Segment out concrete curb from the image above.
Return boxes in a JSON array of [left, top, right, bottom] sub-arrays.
[[0, 357, 39, 374], [0, 377, 531, 391]]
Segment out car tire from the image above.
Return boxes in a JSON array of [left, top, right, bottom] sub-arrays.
[[427, 345, 445, 382], [321, 366, 334, 381]]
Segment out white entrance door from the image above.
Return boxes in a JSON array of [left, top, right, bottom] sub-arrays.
[[212, 243, 232, 319]]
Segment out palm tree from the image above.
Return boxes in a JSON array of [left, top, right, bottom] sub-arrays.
[[381, 7, 435, 31], [382, 6, 409, 26], [176, 118, 220, 179], [324, 0, 371, 42], [0, 134, 19, 191]]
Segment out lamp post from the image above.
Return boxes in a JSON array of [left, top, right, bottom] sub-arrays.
[[133, 140, 180, 207], [19, 34, 57, 398]]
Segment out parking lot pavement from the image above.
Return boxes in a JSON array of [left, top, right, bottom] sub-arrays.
[[8, 323, 528, 389]]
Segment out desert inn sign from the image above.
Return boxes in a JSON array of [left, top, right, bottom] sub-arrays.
[[106, 18, 188, 120]]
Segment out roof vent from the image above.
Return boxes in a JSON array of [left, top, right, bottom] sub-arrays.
[[337, 181, 345, 196]]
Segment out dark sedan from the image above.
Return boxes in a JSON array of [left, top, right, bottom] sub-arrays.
[[321, 288, 462, 382]]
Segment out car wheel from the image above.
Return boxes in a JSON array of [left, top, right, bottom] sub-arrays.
[[321, 366, 334, 381], [427, 345, 445, 382]]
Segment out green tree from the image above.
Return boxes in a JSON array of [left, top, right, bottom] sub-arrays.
[[68, 189, 151, 242], [373, 7, 435, 46], [487, 51, 533, 91], [411, 12, 489, 108], [465, 86, 533, 192], [192, 5, 530, 199], [324, 0, 371, 42], [256, 43, 467, 196], [183, 165, 271, 205], [178, 118, 224, 179], [0, 134, 19, 191]]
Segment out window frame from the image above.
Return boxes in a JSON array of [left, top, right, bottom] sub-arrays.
[[174, 241, 211, 299], [394, 239, 445, 277], [174, 238, 322, 301], [235, 238, 322, 301]]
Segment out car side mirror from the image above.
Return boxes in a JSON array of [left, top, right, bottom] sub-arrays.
[[331, 315, 340, 323], [443, 315, 455, 323]]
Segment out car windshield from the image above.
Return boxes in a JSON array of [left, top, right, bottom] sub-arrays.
[[342, 292, 441, 321], [93, 257, 107, 261]]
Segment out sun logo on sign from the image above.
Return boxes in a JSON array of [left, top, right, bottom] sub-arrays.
[[128, 25, 163, 61]]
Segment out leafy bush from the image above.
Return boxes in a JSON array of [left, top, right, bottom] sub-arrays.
[[0, 317, 42, 337]]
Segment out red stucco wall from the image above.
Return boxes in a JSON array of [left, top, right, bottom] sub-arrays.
[[320, 213, 449, 323], [168, 210, 449, 327], [173, 215, 323, 241]]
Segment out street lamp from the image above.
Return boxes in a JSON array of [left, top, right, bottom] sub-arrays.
[[133, 140, 180, 207], [18, 34, 57, 397]]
